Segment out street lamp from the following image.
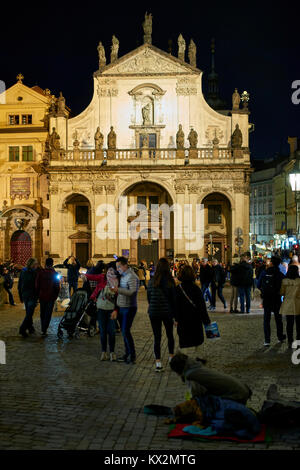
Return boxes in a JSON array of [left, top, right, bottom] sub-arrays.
[[289, 158, 300, 240]]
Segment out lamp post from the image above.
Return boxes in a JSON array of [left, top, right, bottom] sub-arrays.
[[289, 158, 300, 243]]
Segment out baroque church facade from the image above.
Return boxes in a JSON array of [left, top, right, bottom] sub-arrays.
[[0, 14, 252, 267]]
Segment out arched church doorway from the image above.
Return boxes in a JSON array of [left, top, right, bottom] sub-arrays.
[[10, 230, 32, 266], [65, 194, 91, 267], [201, 192, 232, 263], [122, 182, 174, 265]]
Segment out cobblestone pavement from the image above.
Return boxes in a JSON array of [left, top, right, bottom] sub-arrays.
[[1, 283, 300, 450]]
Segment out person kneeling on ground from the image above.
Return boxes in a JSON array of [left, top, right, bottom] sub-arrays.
[[170, 352, 252, 405]]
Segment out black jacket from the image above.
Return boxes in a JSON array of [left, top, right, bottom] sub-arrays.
[[175, 281, 211, 348], [200, 264, 213, 284], [257, 266, 284, 307], [235, 262, 253, 288], [230, 264, 240, 287], [147, 277, 177, 319], [3, 273, 13, 289], [18, 268, 38, 302], [212, 264, 226, 286], [63, 258, 81, 283]]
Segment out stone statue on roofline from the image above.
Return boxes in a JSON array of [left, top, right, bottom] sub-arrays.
[[232, 88, 240, 110], [176, 124, 185, 149], [178, 34, 186, 62], [49, 127, 60, 150], [94, 127, 104, 150], [107, 126, 116, 149], [188, 39, 197, 67], [98, 41, 106, 69], [188, 128, 198, 149], [143, 12, 152, 44], [111, 35, 119, 63]]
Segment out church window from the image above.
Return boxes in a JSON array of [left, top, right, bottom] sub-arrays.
[[208, 205, 222, 224], [22, 146, 33, 161], [9, 146, 19, 161], [75, 205, 89, 225], [22, 114, 32, 125], [9, 115, 19, 125]]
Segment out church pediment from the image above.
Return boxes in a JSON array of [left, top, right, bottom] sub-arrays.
[[69, 231, 91, 240], [97, 45, 201, 76]]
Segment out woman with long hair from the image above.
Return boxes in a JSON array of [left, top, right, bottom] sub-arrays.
[[176, 265, 211, 357], [147, 257, 177, 372], [280, 264, 300, 348]]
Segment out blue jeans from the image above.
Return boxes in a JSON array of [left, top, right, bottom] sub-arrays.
[[40, 300, 55, 334], [119, 307, 137, 359], [97, 309, 116, 352], [201, 282, 212, 303], [20, 299, 37, 333], [238, 287, 251, 313]]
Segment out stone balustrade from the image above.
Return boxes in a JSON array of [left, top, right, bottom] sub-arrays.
[[49, 146, 247, 163]]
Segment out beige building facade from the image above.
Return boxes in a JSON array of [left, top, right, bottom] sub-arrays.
[[0, 18, 252, 267], [0, 75, 53, 265]]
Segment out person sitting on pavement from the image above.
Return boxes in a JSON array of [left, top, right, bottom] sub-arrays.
[[170, 352, 252, 405]]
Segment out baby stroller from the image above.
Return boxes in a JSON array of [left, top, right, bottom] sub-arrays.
[[57, 288, 97, 339]]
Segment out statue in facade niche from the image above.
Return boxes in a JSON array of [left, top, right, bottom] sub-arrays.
[[110, 35, 119, 63], [107, 126, 116, 149], [178, 34, 186, 61], [94, 127, 104, 149], [188, 128, 198, 149], [188, 39, 197, 67], [231, 124, 243, 148], [49, 127, 60, 150], [232, 88, 240, 110], [176, 124, 185, 149], [143, 12, 153, 44], [142, 102, 152, 125], [98, 41, 106, 69]]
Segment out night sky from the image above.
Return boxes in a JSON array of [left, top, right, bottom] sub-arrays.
[[1, 2, 298, 160]]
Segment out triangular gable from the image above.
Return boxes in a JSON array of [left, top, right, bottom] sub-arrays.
[[96, 44, 202, 76], [2, 82, 50, 106]]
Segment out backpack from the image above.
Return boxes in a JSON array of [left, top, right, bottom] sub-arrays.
[[261, 273, 275, 297]]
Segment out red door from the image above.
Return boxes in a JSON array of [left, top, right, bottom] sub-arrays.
[[10, 230, 32, 266]]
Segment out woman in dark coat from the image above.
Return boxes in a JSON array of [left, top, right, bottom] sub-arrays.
[[147, 258, 177, 372], [176, 265, 211, 355]]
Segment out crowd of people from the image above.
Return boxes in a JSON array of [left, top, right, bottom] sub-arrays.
[[1, 250, 300, 367]]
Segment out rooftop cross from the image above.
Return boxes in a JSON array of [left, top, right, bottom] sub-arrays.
[[16, 73, 24, 83]]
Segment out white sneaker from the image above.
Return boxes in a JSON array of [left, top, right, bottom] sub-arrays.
[[263, 342, 270, 347], [100, 352, 108, 361], [155, 362, 163, 372], [110, 352, 117, 362]]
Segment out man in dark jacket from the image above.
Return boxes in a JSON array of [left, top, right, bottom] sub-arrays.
[[170, 353, 252, 405], [210, 260, 227, 311], [199, 258, 213, 306], [257, 256, 286, 346], [236, 254, 253, 313], [36, 258, 60, 336], [18, 258, 39, 337], [63, 256, 81, 296]]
